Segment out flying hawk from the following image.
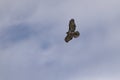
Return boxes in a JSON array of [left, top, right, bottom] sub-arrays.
[[65, 19, 80, 42]]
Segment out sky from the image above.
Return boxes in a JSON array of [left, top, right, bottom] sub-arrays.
[[0, 0, 120, 80]]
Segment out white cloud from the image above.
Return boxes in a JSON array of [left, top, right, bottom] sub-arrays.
[[0, 0, 120, 80]]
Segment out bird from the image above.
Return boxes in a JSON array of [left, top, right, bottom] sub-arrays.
[[65, 19, 80, 43]]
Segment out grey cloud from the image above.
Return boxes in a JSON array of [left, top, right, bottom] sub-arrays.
[[0, 0, 120, 80], [0, 0, 39, 30], [0, 24, 36, 49]]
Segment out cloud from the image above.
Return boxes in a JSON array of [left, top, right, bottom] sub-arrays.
[[0, 23, 36, 49], [0, 0, 39, 30], [0, 0, 120, 80]]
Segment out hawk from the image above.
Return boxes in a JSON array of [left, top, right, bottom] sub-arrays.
[[65, 19, 80, 42]]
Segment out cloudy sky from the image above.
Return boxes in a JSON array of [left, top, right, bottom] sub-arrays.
[[0, 0, 120, 80]]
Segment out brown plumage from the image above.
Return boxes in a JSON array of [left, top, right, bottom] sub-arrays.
[[68, 19, 76, 32], [65, 19, 80, 43]]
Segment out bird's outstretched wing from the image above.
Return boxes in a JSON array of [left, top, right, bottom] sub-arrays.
[[64, 32, 74, 43], [68, 19, 76, 33]]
